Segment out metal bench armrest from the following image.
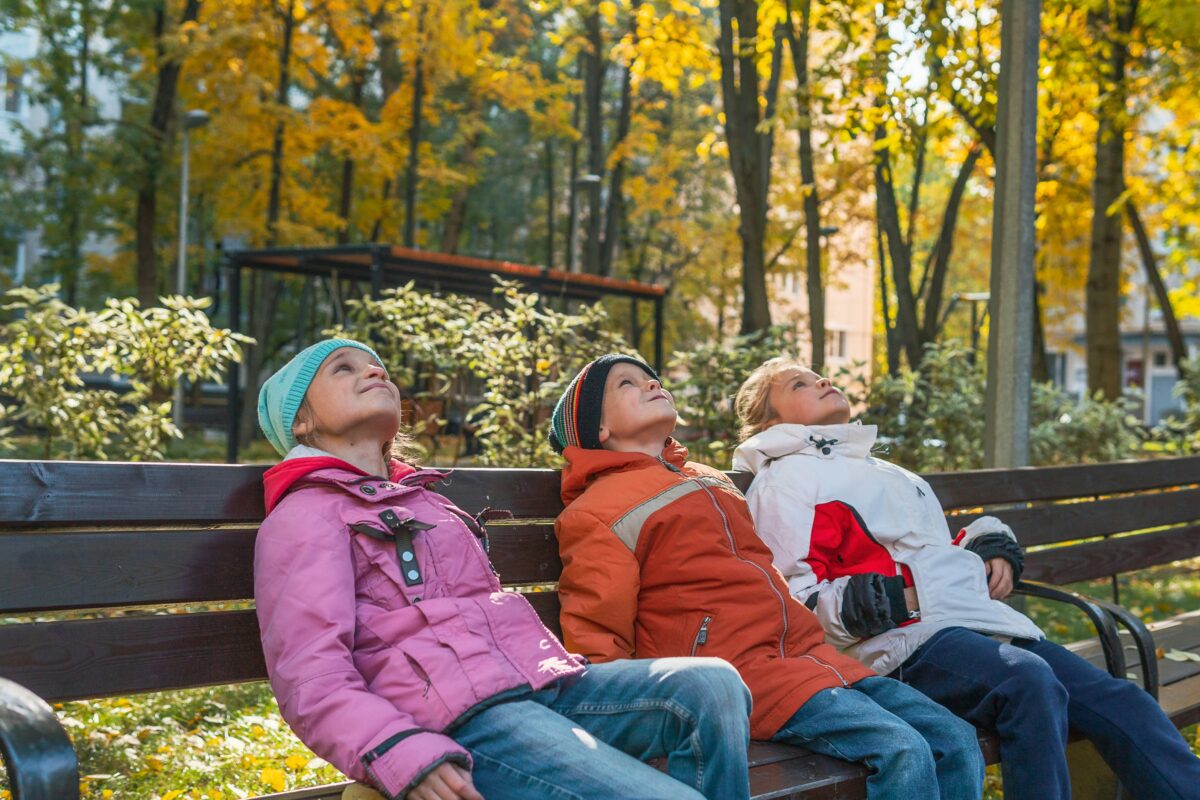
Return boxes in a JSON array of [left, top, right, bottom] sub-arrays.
[[1088, 597, 1161, 699], [0, 678, 79, 800], [1012, 580, 1126, 679]]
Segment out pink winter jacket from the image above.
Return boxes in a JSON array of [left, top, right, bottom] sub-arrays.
[[254, 454, 585, 798]]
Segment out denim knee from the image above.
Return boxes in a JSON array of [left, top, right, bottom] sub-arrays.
[[1004, 656, 1068, 710], [668, 658, 751, 717], [879, 720, 937, 770]]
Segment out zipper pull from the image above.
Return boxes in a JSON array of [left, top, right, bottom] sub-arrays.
[[658, 456, 682, 473]]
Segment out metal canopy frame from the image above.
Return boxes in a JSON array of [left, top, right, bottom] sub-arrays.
[[222, 244, 667, 463]]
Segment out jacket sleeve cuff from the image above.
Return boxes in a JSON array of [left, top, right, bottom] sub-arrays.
[[880, 574, 909, 622], [965, 533, 1025, 582], [362, 731, 472, 799]]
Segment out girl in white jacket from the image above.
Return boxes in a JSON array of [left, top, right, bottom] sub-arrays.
[[731, 356, 1200, 800]]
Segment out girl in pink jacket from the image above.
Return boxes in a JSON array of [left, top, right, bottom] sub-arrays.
[[254, 338, 752, 800]]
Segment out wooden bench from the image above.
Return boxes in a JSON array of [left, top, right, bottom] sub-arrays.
[[1, 456, 1197, 800]]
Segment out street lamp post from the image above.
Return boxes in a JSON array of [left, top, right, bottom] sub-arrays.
[[173, 108, 211, 429]]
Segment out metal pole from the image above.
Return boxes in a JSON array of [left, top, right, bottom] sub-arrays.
[[172, 128, 192, 429], [225, 258, 242, 464], [983, 0, 1040, 469]]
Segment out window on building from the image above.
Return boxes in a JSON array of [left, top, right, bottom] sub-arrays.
[[1153, 351, 1168, 368], [4, 65, 22, 114], [826, 329, 848, 360]]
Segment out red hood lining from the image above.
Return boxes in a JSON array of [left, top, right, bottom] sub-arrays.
[[262, 457, 418, 514]]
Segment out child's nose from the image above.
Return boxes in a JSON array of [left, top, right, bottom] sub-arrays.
[[816, 377, 831, 389], [365, 362, 386, 378], [647, 378, 662, 391]]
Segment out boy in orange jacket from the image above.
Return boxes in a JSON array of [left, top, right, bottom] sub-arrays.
[[551, 354, 984, 800]]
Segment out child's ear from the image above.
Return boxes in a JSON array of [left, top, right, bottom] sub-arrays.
[[292, 407, 313, 440], [597, 425, 611, 445]]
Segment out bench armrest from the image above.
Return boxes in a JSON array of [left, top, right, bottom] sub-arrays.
[[0, 678, 79, 800], [1012, 580, 1126, 679], [1086, 596, 1160, 699]]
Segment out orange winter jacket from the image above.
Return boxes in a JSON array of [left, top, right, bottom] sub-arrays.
[[556, 439, 875, 739]]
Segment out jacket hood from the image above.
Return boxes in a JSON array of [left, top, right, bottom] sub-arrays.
[[262, 445, 417, 513], [732, 422, 877, 474], [559, 437, 687, 505]]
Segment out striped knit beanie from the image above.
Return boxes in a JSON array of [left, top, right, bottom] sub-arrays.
[[549, 354, 660, 454]]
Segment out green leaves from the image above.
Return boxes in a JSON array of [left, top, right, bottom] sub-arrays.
[[334, 278, 632, 468], [0, 284, 249, 461]]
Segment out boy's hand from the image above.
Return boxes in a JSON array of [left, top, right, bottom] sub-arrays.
[[985, 558, 1014, 600], [409, 762, 484, 800]]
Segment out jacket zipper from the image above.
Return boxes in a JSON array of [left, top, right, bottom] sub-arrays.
[[799, 654, 850, 688], [657, 456, 682, 473], [690, 615, 713, 656], [695, 481, 790, 660]]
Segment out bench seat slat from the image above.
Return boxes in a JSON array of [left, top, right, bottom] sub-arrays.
[[926, 456, 1200, 508], [1024, 524, 1200, 585]]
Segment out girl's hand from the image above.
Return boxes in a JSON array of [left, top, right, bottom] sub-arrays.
[[985, 558, 1014, 600], [408, 762, 484, 800]]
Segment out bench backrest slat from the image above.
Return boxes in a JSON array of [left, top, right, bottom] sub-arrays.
[[1024, 524, 1200, 586], [0, 461, 570, 527], [950, 487, 1200, 548], [0, 610, 265, 703], [0, 524, 560, 614], [925, 456, 1200, 508], [0, 528, 257, 613]]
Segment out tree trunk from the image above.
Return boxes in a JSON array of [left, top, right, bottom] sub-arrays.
[[239, 0, 294, 447], [874, 131, 922, 368], [1032, 280, 1050, 383], [1086, 0, 1138, 399], [784, 0, 825, 371], [718, 0, 778, 335], [600, 60, 633, 277], [1127, 201, 1188, 372], [440, 99, 484, 254], [404, 11, 426, 249], [582, 10, 605, 275], [336, 74, 365, 245], [564, 61, 584, 272], [136, 0, 202, 306], [877, 220, 899, 375], [920, 144, 981, 343]]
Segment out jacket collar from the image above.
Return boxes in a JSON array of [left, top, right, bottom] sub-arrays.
[[262, 445, 435, 513], [560, 437, 688, 505], [731, 422, 876, 473]]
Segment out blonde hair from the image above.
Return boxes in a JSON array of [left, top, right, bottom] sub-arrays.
[[294, 397, 421, 468], [734, 355, 809, 442]]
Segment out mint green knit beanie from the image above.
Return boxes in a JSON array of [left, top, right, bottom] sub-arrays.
[[256, 338, 383, 456]]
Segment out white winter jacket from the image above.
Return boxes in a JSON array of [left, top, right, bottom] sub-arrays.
[[732, 422, 1043, 676]]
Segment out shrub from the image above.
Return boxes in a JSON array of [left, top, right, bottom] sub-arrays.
[[333, 279, 632, 468], [0, 284, 248, 460]]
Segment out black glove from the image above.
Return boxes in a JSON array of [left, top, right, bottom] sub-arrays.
[[841, 573, 909, 639], [965, 533, 1025, 583]]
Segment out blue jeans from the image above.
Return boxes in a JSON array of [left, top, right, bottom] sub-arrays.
[[896, 626, 1200, 800], [451, 657, 752, 800], [771, 675, 984, 800]]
